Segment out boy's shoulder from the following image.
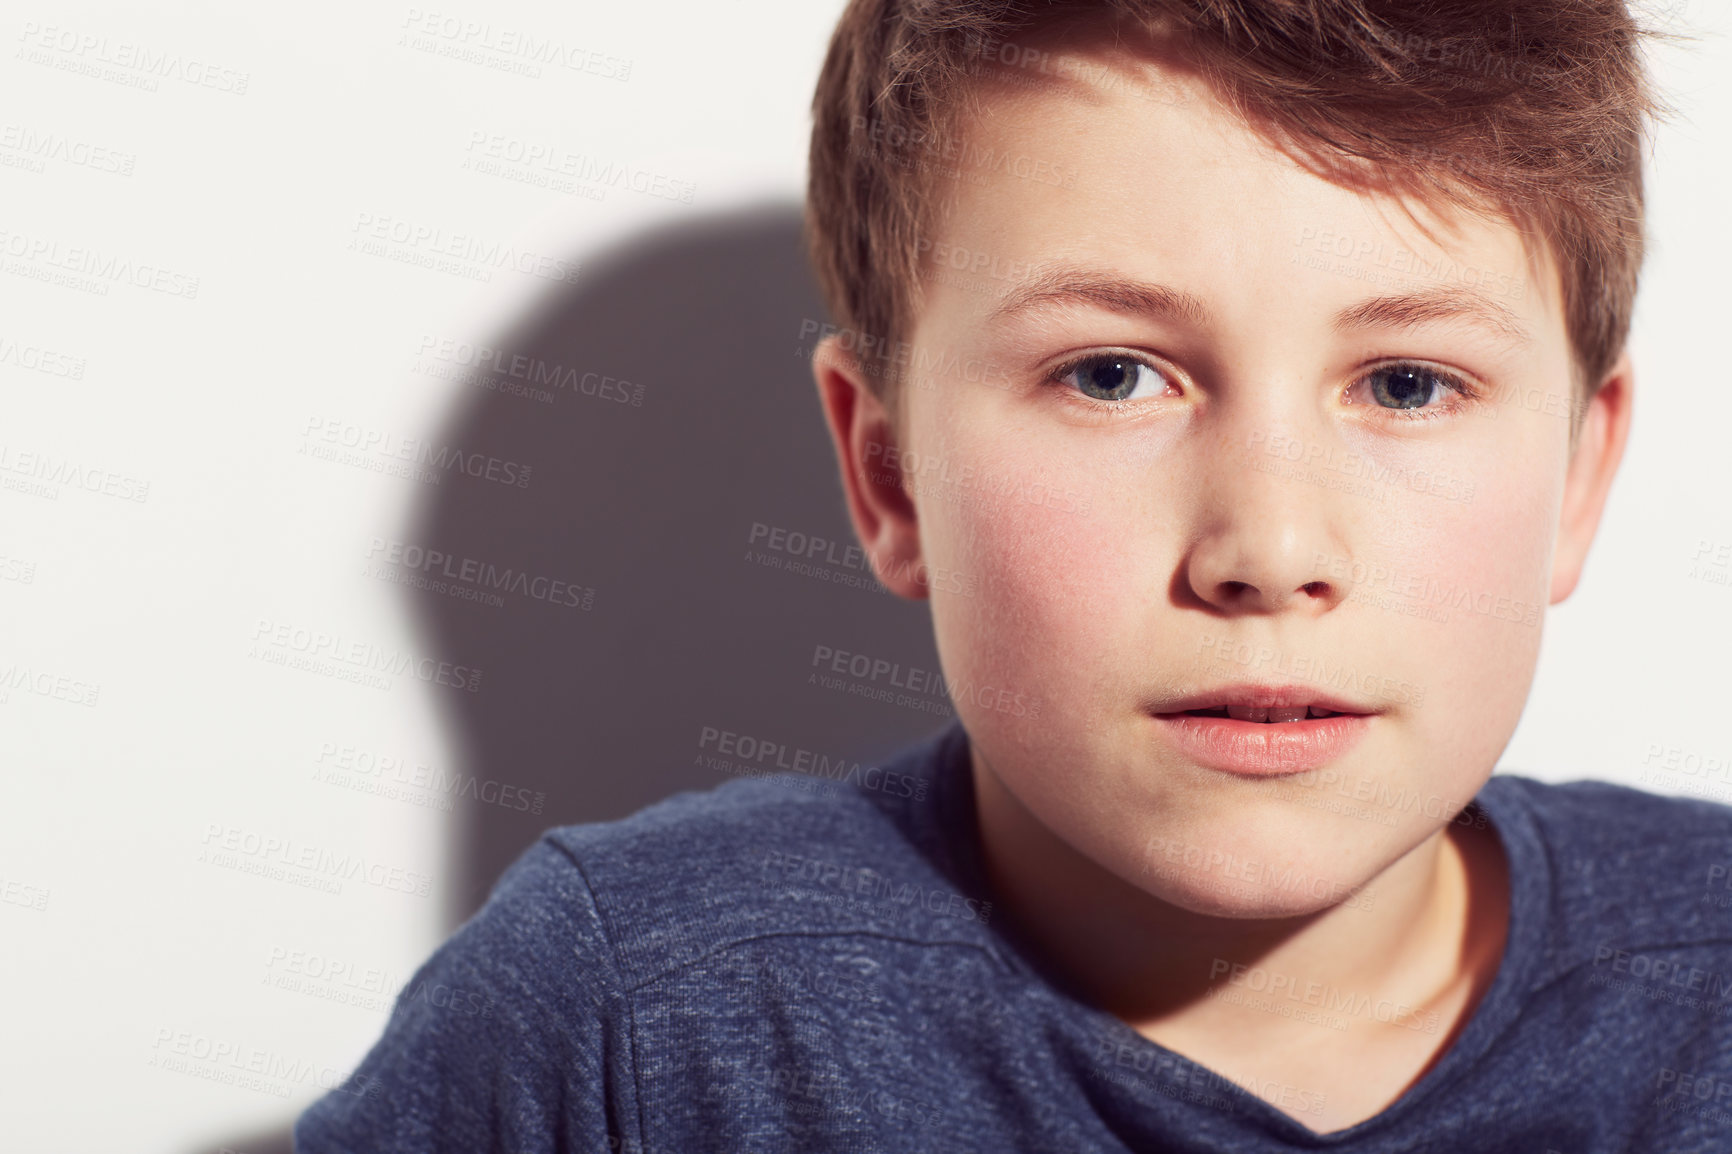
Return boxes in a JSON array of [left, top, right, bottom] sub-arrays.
[[1485, 773, 1732, 974], [511, 724, 991, 991]]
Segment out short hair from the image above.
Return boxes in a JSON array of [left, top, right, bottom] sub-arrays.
[[805, 0, 1674, 422]]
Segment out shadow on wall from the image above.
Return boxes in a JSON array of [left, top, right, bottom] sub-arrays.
[[193, 203, 953, 1154], [416, 200, 951, 924]]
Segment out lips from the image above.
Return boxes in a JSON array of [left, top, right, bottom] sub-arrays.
[[1152, 684, 1375, 718], [1149, 683, 1377, 776]]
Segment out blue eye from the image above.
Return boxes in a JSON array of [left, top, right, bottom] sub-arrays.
[[1360, 364, 1467, 411], [1055, 354, 1172, 402]]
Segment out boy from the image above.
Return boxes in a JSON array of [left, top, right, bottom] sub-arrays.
[[297, 1, 1731, 1150]]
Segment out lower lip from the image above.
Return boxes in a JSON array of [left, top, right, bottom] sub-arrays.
[[1151, 712, 1373, 777]]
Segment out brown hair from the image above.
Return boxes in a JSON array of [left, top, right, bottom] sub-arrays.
[[805, 0, 1676, 419]]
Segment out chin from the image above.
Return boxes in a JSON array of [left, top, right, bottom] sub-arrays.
[[1132, 825, 1385, 921], [1144, 877, 1363, 921]]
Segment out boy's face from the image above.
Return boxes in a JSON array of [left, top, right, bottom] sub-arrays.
[[816, 35, 1629, 918]]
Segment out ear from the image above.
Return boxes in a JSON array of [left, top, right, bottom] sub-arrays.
[[811, 335, 929, 600], [1550, 351, 1633, 603]]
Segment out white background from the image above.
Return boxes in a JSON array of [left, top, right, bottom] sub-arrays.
[[0, 2, 1725, 1150]]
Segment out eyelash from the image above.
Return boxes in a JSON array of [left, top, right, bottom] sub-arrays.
[[1045, 351, 1483, 422], [1344, 361, 1482, 421], [1045, 350, 1178, 421]]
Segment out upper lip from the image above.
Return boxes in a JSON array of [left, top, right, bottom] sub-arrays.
[[1150, 683, 1379, 715]]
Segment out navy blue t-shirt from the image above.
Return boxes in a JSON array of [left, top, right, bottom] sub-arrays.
[[295, 718, 1732, 1152]]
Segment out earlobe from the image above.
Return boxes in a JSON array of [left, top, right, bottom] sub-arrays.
[[811, 335, 930, 600], [1549, 353, 1634, 604]]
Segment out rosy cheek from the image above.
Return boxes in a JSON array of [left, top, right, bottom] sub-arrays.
[[919, 413, 1156, 734], [1345, 433, 1561, 763]]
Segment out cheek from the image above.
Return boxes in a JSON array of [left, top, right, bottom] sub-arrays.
[[1359, 434, 1563, 768], [1382, 470, 1553, 620], [915, 410, 1164, 734]]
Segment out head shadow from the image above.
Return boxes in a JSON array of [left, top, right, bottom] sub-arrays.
[[403, 201, 952, 923]]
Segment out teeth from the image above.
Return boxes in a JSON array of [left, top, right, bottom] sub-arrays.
[[1212, 704, 1327, 723]]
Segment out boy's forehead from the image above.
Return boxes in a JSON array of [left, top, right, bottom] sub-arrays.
[[932, 24, 1564, 338]]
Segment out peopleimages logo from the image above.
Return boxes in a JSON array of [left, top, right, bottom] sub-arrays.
[[312, 741, 546, 815], [0, 333, 86, 378], [0, 659, 100, 707], [0, 123, 136, 176], [300, 416, 532, 489], [462, 132, 694, 204], [0, 226, 199, 297], [1195, 632, 1426, 708], [148, 1029, 380, 1103], [807, 643, 1040, 720], [16, 22, 251, 94], [365, 537, 595, 611], [1592, 945, 1732, 998], [198, 824, 433, 897], [0, 442, 148, 503], [263, 945, 496, 1018], [697, 725, 929, 800], [347, 211, 581, 285], [761, 849, 993, 925], [398, 8, 632, 80], [1141, 833, 1379, 912], [1207, 958, 1440, 1034], [745, 520, 980, 599], [414, 334, 646, 406], [248, 618, 482, 694]]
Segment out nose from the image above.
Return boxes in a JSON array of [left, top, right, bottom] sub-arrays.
[[1181, 425, 1353, 617]]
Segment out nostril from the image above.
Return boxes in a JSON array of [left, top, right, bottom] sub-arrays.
[[1301, 581, 1329, 597]]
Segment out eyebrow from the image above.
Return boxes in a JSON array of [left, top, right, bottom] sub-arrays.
[[988, 266, 1531, 349], [989, 267, 1210, 328], [1330, 284, 1531, 348]]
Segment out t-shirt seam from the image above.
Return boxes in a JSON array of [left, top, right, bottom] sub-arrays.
[[614, 927, 1007, 994], [1548, 829, 1732, 862], [539, 833, 648, 1153]]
